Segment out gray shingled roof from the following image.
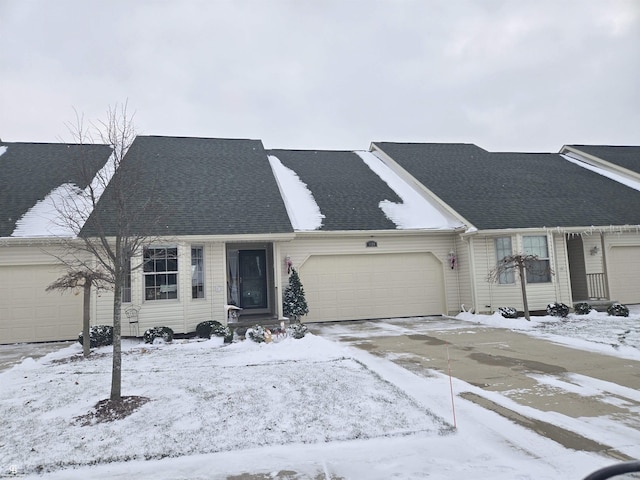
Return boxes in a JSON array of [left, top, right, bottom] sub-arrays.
[[269, 149, 401, 231], [83, 136, 293, 237], [374, 142, 640, 230], [567, 145, 640, 175], [0, 142, 112, 238]]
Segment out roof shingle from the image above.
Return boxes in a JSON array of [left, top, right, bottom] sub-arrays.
[[374, 142, 640, 230]]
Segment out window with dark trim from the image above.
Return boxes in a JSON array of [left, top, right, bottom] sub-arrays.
[[143, 247, 178, 300], [191, 246, 204, 299]]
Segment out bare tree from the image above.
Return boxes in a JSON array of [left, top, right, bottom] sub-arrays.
[[47, 270, 110, 357], [49, 102, 160, 401], [488, 253, 552, 321]]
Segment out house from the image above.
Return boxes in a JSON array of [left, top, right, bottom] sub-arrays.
[[3, 136, 640, 345], [267, 149, 464, 322], [558, 145, 640, 304], [0, 141, 113, 344], [85, 136, 295, 336], [371, 142, 640, 313], [91, 139, 465, 334]]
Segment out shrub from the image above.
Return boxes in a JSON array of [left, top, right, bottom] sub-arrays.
[[143, 326, 174, 344], [246, 325, 269, 343], [78, 325, 114, 348], [607, 303, 629, 317], [498, 307, 518, 319], [286, 322, 308, 339], [574, 302, 592, 315], [196, 320, 229, 339], [546, 302, 569, 318]]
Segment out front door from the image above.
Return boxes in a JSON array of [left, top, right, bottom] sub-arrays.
[[239, 250, 268, 310]]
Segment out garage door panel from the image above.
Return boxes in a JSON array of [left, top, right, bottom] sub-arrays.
[[608, 247, 640, 304], [300, 252, 444, 322], [0, 265, 82, 344]]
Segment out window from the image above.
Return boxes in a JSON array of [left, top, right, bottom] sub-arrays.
[[122, 255, 132, 303], [191, 246, 204, 299], [495, 237, 515, 284], [143, 247, 178, 300], [523, 236, 551, 283]]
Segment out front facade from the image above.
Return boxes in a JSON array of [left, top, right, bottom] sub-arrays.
[[2, 138, 640, 344]]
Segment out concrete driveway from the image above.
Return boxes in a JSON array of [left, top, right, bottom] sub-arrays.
[[310, 317, 640, 461], [0, 341, 73, 372]]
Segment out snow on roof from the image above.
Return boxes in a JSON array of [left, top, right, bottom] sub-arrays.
[[562, 153, 640, 192], [355, 151, 464, 230], [11, 153, 116, 238], [268, 155, 325, 231], [0, 145, 7, 157]]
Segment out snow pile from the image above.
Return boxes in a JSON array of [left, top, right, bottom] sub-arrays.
[[356, 151, 464, 230], [11, 153, 115, 237], [268, 155, 325, 230]]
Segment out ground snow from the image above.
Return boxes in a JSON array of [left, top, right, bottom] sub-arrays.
[[3, 311, 640, 479]]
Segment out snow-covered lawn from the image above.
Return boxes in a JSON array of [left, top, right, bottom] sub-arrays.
[[457, 305, 640, 357], [1, 308, 639, 479]]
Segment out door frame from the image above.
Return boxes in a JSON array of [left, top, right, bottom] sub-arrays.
[[226, 242, 275, 316]]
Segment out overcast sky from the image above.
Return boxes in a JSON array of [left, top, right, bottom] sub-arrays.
[[1, 0, 638, 152]]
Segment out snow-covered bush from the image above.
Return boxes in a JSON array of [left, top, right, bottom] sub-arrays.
[[546, 302, 569, 318], [78, 325, 113, 348], [286, 322, 308, 339], [143, 326, 174, 344], [607, 303, 629, 317], [246, 325, 269, 343], [196, 320, 230, 339], [498, 307, 518, 319], [573, 302, 592, 315]]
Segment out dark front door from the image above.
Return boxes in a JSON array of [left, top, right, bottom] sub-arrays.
[[239, 250, 268, 309]]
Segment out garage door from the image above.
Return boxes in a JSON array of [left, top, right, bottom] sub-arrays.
[[0, 265, 82, 344], [608, 246, 640, 304], [299, 252, 445, 322]]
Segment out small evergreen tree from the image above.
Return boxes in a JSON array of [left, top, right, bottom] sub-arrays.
[[283, 268, 309, 322]]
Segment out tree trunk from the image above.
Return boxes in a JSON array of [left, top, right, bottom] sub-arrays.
[[82, 282, 91, 357], [110, 280, 123, 401], [518, 262, 530, 321]]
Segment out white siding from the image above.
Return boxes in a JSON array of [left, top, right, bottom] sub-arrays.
[[95, 241, 227, 335], [471, 232, 573, 314]]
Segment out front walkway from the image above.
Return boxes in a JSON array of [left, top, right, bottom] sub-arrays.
[[309, 316, 640, 460]]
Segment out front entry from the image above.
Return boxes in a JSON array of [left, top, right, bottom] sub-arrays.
[[227, 244, 274, 317], [239, 250, 268, 309]]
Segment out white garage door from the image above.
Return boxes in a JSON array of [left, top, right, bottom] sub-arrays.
[[608, 246, 640, 304], [0, 265, 82, 344], [299, 252, 445, 322]]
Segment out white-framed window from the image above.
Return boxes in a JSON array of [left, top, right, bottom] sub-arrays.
[[143, 246, 178, 300], [191, 246, 204, 299], [495, 237, 515, 284], [523, 235, 551, 283]]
